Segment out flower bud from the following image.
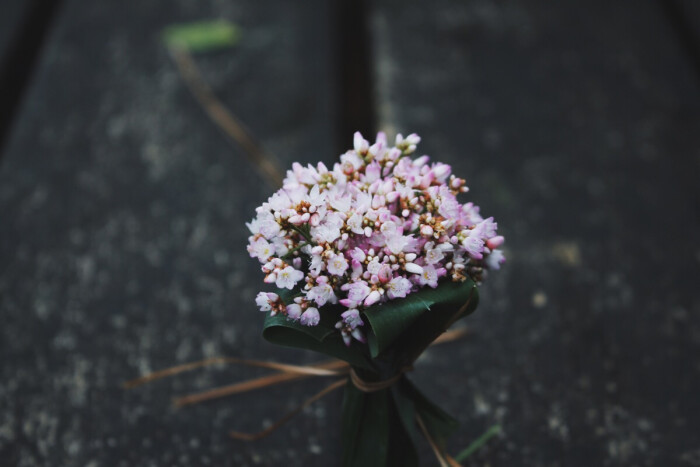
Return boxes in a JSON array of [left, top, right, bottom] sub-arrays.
[[486, 236, 505, 249], [300, 308, 320, 326], [404, 263, 424, 274], [286, 304, 302, 320], [364, 290, 381, 306]]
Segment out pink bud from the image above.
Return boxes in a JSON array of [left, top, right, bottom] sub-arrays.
[[342, 161, 354, 175], [486, 236, 505, 249], [386, 191, 399, 203], [351, 328, 366, 343], [413, 155, 429, 167], [378, 264, 393, 284], [419, 172, 435, 188], [354, 131, 369, 153], [433, 164, 451, 179]]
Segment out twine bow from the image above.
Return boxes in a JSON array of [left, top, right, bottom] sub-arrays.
[[125, 327, 468, 466]]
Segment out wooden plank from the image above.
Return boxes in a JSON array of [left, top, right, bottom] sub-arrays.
[[372, 0, 700, 464], [0, 1, 339, 465], [0, 1, 26, 57], [0, 0, 48, 147]]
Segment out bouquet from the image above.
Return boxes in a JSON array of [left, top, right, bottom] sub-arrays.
[[247, 131, 505, 466]]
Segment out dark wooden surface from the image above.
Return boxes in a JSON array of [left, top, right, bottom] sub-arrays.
[[1, 0, 699, 466], [372, 0, 700, 465], [0, 1, 341, 466]]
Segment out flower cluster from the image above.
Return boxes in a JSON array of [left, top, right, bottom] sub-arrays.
[[248, 132, 505, 346]]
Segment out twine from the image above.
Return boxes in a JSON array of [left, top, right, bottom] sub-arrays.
[[125, 293, 474, 465], [349, 366, 412, 393]]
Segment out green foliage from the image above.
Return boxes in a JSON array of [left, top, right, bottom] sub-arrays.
[[263, 310, 374, 370], [260, 279, 481, 466], [363, 279, 478, 359], [162, 20, 240, 52]]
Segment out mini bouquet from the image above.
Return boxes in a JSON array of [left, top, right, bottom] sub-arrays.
[[247, 131, 504, 466]]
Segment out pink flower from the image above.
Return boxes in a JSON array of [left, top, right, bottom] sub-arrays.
[[461, 234, 484, 260], [341, 281, 371, 307], [247, 131, 504, 334], [341, 309, 363, 329]]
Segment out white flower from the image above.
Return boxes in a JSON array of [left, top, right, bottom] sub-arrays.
[[346, 213, 364, 235], [307, 282, 336, 306], [327, 252, 349, 276], [255, 292, 275, 311], [486, 249, 506, 270], [417, 265, 439, 288], [424, 242, 444, 265], [386, 277, 411, 299], [275, 266, 304, 289], [248, 237, 274, 261], [386, 235, 409, 255]]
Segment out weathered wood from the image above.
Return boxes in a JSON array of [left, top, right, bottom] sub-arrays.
[[372, 0, 700, 464], [0, 1, 338, 465], [0, 0, 46, 147]]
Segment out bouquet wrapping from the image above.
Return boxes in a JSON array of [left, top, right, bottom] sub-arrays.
[[248, 132, 504, 466]]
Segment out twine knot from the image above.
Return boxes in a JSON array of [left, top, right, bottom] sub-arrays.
[[349, 366, 413, 393]]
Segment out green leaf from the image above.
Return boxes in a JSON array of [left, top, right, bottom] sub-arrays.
[[363, 292, 433, 358], [453, 424, 502, 462], [363, 279, 479, 359], [389, 381, 420, 467], [341, 381, 366, 467], [162, 20, 240, 52], [391, 379, 419, 444], [402, 378, 459, 450], [262, 311, 374, 370], [263, 312, 335, 342], [387, 395, 419, 467], [341, 384, 390, 467]]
